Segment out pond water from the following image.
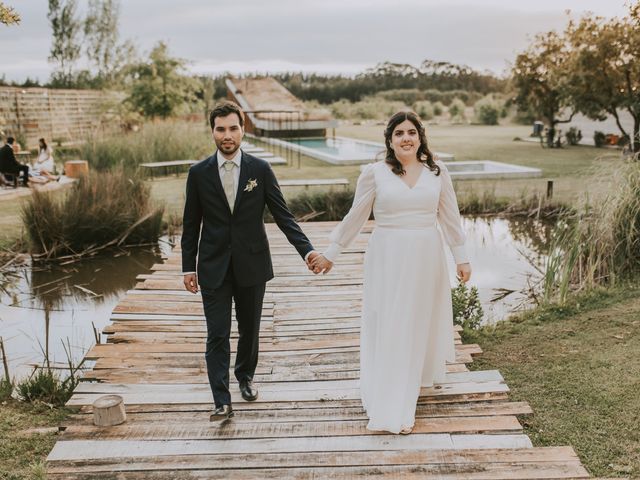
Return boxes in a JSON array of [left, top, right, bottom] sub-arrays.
[[0, 217, 552, 380], [0, 242, 171, 379]]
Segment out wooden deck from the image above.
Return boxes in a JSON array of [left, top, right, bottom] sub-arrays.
[[46, 221, 590, 478]]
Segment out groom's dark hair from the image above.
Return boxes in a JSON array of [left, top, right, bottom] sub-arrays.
[[210, 101, 244, 129]]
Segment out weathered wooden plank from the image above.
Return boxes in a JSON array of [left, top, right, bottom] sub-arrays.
[[86, 336, 360, 357], [64, 401, 533, 426], [66, 381, 509, 407], [46, 463, 590, 479], [84, 362, 473, 384], [86, 341, 479, 359], [60, 415, 522, 442], [46, 447, 585, 475], [47, 434, 535, 461], [113, 301, 273, 315], [74, 371, 504, 394], [107, 329, 362, 344]]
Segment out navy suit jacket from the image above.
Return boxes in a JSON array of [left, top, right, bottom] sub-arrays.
[[181, 151, 314, 289]]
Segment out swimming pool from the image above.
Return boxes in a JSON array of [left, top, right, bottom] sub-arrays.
[[252, 135, 454, 165], [247, 134, 541, 179], [443, 161, 542, 179]]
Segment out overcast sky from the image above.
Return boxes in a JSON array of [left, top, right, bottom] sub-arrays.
[[0, 0, 631, 83]]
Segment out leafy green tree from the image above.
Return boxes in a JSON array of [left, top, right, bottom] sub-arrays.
[[511, 31, 574, 146], [565, 5, 640, 152], [84, 0, 135, 87], [47, 0, 82, 87], [126, 42, 199, 118], [0, 2, 19, 25]]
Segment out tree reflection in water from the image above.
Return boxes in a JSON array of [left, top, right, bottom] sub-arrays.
[[0, 244, 166, 378]]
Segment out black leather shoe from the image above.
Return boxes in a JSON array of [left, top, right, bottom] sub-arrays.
[[239, 379, 258, 401], [209, 404, 234, 422]]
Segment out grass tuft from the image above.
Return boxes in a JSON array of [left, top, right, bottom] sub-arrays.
[[21, 169, 164, 259]]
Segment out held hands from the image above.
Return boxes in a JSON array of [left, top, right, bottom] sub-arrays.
[[183, 273, 199, 293], [306, 251, 334, 274], [456, 263, 472, 283]]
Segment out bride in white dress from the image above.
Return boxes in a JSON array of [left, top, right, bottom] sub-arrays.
[[310, 111, 472, 434]]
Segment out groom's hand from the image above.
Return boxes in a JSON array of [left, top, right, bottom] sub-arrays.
[[306, 251, 319, 272], [183, 273, 199, 293]]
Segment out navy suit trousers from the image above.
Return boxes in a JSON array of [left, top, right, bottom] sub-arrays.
[[201, 263, 265, 407]]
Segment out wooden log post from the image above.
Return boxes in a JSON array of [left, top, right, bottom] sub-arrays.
[[92, 395, 126, 426], [546, 180, 554, 200]]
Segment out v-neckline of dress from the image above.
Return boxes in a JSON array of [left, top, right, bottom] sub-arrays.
[[386, 165, 426, 190]]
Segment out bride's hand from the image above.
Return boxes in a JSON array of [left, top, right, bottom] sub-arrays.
[[456, 263, 471, 283]]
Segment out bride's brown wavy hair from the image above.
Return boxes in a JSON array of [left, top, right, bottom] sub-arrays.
[[384, 111, 440, 176]]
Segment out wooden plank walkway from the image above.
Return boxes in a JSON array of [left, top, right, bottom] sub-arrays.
[[46, 221, 590, 478]]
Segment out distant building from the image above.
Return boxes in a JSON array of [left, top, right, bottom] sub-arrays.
[[226, 77, 337, 138]]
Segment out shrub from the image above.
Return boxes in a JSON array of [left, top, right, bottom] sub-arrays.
[[329, 98, 408, 120], [413, 100, 435, 120], [593, 131, 606, 148], [433, 101, 445, 116], [422, 89, 482, 106], [473, 95, 502, 125], [565, 127, 583, 146], [328, 99, 352, 120], [448, 98, 467, 121], [452, 282, 484, 332], [22, 169, 164, 259]]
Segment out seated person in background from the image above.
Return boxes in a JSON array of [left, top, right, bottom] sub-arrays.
[[31, 137, 58, 182], [0, 136, 29, 186]]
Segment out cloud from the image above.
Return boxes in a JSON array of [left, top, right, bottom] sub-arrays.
[[1, 0, 631, 82]]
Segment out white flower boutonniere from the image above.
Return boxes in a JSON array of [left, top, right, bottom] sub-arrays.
[[244, 178, 258, 192]]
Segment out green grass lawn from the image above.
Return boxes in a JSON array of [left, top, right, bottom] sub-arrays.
[[467, 285, 640, 477], [0, 400, 70, 480]]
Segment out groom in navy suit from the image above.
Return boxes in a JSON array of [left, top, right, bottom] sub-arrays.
[[182, 101, 320, 421]]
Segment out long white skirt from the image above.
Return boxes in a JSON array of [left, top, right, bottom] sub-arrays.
[[360, 226, 456, 433]]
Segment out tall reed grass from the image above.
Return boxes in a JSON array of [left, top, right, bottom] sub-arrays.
[[82, 120, 212, 171], [457, 188, 569, 217], [542, 161, 640, 303], [263, 189, 357, 223], [22, 169, 164, 259], [263, 187, 568, 224]]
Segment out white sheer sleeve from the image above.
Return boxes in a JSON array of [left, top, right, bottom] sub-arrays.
[[436, 160, 469, 265], [323, 163, 376, 263]]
